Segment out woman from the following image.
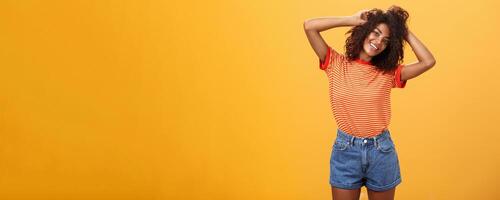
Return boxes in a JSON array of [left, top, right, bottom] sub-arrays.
[[303, 6, 435, 200]]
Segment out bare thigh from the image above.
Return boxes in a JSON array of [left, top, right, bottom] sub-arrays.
[[331, 186, 360, 200], [367, 187, 395, 200]]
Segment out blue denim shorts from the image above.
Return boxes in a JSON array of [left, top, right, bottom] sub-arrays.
[[329, 129, 402, 191]]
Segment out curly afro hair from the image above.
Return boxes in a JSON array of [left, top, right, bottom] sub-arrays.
[[345, 6, 409, 74]]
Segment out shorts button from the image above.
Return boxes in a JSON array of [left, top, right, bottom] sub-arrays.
[[363, 139, 367, 143]]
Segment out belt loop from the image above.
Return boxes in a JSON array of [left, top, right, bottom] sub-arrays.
[[374, 137, 378, 148], [350, 136, 354, 146]]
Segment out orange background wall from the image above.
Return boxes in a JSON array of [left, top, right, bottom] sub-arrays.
[[0, 0, 499, 199]]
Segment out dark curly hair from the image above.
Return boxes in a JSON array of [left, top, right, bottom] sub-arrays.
[[345, 6, 409, 74]]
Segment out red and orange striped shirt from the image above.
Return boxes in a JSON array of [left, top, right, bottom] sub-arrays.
[[320, 46, 407, 138]]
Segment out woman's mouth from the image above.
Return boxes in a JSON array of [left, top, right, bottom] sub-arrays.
[[369, 42, 379, 50]]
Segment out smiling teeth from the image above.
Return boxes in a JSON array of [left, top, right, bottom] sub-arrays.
[[370, 43, 378, 50]]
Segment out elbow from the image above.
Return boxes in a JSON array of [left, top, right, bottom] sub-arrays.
[[303, 20, 310, 31], [425, 58, 436, 68], [303, 19, 315, 31], [428, 59, 436, 68]]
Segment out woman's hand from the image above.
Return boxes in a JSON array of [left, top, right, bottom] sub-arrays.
[[404, 29, 411, 41], [351, 9, 369, 26]]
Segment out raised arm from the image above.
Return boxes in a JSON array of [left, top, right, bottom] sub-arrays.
[[303, 10, 367, 64], [400, 30, 436, 81]]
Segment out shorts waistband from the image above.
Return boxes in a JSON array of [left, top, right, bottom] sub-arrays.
[[336, 129, 391, 144]]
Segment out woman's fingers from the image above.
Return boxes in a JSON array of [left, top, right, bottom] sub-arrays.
[[352, 9, 369, 25], [360, 11, 369, 20]]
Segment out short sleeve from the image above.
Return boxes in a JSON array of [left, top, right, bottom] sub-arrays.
[[392, 64, 407, 88], [319, 46, 343, 71]]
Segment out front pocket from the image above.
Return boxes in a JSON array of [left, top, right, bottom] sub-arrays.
[[376, 138, 395, 153], [333, 140, 349, 151]]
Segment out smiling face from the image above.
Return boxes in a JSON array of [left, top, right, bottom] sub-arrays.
[[360, 23, 391, 60]]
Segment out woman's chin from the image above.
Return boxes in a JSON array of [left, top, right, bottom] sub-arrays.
[[366, 50, 379, 57], [363, 48, 378, 57]]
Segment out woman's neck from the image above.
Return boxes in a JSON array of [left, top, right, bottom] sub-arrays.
[[358, 52, 372, 62]]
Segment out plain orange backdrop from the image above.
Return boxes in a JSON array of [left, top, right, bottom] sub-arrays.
[[0, 0, 499, 199]]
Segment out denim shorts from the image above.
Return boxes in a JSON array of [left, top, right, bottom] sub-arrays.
[[329, 128, 402, 191]]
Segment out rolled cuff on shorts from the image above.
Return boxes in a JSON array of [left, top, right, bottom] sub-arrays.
[[330, 181, 363, 190], [365, 177, 402, 192]]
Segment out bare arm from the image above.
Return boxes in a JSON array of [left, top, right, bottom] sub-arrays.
[[400, 30, 436, 81], [303, 11, 367, 64]]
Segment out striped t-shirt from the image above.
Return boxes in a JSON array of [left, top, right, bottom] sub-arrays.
[[320, 46, 407, 138]]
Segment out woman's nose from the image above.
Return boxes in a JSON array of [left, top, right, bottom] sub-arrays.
[[373, 38, 383, 45]]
